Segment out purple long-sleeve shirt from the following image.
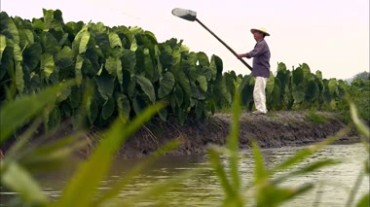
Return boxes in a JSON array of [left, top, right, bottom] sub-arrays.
[[246, 39, 271, 78]]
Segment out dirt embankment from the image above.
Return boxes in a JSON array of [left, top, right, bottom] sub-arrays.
[[118, 111, 359, 159]]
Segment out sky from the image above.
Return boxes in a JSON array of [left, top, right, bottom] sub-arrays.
[[1, 0, 369, 80]]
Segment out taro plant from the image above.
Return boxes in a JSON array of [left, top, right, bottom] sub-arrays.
[[0, 9, 232, 131]]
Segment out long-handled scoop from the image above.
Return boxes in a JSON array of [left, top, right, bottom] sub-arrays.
[[172, 8, 253, 71]]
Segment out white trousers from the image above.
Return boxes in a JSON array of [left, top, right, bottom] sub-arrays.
[[253, 77, 268, 113]]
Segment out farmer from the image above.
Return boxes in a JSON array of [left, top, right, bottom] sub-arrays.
[[237, 27, 271, 114]]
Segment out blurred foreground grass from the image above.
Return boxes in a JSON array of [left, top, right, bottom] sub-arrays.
[[0, 82, 368, 207]]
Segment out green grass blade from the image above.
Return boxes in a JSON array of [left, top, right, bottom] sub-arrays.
[[252, 140, 268, 183], [256, 184, 314, 207], [272, 127, 349, 172], [19, 133, 85, 173], [1, 162, 48, 205], [272, 159, 340, 185], [345, 170, 365, 207], [123, 167, 204, 205], [207, 147, 234, 196], [290, 159, 339, 177], [356, 193, 370, 207], [54, 103, 164, 207], [226, 88, 242, 191], [94, 139, 181, 206], [4, 119, 42, 159], [350, 102, 370, 139], [0, 81, 74, 144]]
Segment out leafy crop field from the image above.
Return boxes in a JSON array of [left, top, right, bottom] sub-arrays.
[[1, 9, 355, 132]]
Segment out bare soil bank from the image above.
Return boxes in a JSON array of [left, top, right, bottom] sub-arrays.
[[118, 111, 359, 159]]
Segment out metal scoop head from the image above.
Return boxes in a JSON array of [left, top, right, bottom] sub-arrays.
[[172, 8, 197, 21]]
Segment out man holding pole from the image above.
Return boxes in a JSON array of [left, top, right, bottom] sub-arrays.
[[237, 27, 271, 114]]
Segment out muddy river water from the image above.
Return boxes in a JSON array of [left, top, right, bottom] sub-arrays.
[[1, 143, 369, 206]]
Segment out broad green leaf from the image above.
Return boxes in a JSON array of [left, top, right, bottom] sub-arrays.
[[40, 32, 60, 54], [116, 95, 131, 121], [1, 162, 47, 204], [127, 74, 137, 98], [196, 75, 208, 92], [46, 107, 61, 130], [95, 74, 115, 100], [23, 43, 42, 70], [158, 108, 168, 121], [102, 98, 115, 120], [0, 81, 74, 143], [0, 35, 6, 61], [78, 30, 90, 54], [197, 52, 209, 66], [130, 35, 138, 51], [56, 46, 73, 68], [305, 80, 319, 102], [132, 96, 146, 114], [105, 56, 123, 85], [69, 86, 82, 109], [109, 32, 122, 48], [43, 9, 54, 31], [88, 98, 98, 125], [266, 74, 275, 95], [72, 26, 89, 55], [15, 62, 24, 93], [7, 18, 20, 43], [301, 63, 311, 77], [316, 70, 323, 79], [210, 55, 222, 79], [158, 71, 175, 98], [143, 48, 155, 81], [221, 76, 233, 105], [328, 78, 338, 96], [41, 53, 55, 79], [292, 67, 304, 86], [135, 75, 156, 103], [21, 29, 34, 46], [75, 54, 84, 84], [292, 85, 305, 103], [174, 70, 191, 101], [12, 43, 24, 92], [172, 47, 181, 67], [122, 49, 136, 73], [55, 103, 164, 207]]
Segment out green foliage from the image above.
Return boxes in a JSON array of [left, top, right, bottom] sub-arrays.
[[234, 62, 349, 112], [347, 77, 370, 123], [0, 80, 75, 144], [0, 10, 231, 132]]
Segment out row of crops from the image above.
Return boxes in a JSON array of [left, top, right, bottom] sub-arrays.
[[0, 9, 347, 129]]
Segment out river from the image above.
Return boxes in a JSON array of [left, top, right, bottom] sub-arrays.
[[1, 143, 369, 206]]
